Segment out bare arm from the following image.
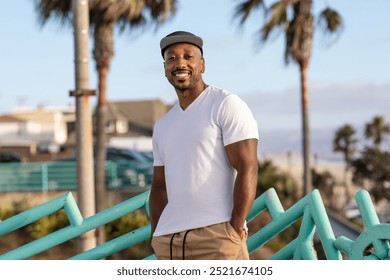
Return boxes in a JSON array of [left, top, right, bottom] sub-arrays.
[[149, 166, 168, 235], [225, 139, 258, 237]]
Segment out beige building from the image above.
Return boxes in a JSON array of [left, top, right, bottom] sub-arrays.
[[65, 99, 172, 149], [0, 107, 72, 160], [0, 99, 172, 161]]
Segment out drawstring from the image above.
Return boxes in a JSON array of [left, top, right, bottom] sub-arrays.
[[169, 233, 177, 260], [182, 229, 192, 260], [169, 230, 193, 260]]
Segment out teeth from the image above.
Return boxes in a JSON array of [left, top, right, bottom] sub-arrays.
[[174, 71, 190, 78]]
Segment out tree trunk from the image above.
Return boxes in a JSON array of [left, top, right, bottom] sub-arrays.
[[344, 158, 353, 204], [344, 163, 349, 202], [300, 60, 311, 195], [95, 62, 109, 246], [93, 23, 114, 246]]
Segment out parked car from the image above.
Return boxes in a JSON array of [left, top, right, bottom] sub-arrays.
[[106, 147, 150, 162], [139, 151, 153, 162], [104, 147, 153, 188], [0, 151, 21, 163]]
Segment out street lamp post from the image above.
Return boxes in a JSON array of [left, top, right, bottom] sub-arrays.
[[70, 0, 97, 252]]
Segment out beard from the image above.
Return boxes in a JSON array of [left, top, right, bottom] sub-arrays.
[[167, 74, 203, 93], [173, 82, 191, 93]]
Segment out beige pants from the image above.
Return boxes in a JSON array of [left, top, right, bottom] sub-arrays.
[[151, 222, 249, 260]]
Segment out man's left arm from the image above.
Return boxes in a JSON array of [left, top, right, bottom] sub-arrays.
[[225, 138, 258, 238]]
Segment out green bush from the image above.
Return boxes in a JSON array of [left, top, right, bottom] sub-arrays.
[[257, 160, 299, 206], [105, 209, 150, 241], [27, 210, 70, 240], [105, 209, 153, 259], [0, 208, 13, 221], [1, 204, 152, 259]]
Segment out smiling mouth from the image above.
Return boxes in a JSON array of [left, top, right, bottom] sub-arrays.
[[173, 70, 190, 79]]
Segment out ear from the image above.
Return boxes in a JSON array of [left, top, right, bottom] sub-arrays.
[[201, 58, 206, 73]]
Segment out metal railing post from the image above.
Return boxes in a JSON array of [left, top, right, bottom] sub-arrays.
[[41, 164, 49, 192]]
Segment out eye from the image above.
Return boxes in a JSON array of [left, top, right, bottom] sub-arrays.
[[165, 55, 175, 61]]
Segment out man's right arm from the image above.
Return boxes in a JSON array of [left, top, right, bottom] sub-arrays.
[[149, 166, 167, 235]]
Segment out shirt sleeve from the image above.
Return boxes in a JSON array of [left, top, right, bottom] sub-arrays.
[[217, 94, 259, 146], [152, 123, 164, 166]]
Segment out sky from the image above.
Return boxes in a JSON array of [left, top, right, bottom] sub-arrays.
[[1, 0, 390, 162]]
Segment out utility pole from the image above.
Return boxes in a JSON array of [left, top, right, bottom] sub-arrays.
[[70, 0, 97, 252]]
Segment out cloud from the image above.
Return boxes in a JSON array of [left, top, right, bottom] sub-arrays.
[[311, 81, 390, 128], [242, 81, 390, 131], [242, 81, 390, 160]]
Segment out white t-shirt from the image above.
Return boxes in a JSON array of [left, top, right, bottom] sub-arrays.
[[152, 85, 259, 236]]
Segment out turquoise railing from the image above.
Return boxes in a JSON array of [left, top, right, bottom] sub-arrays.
[[0, 188, 389, 260], [245, 188, 389, 260], [0, 191, 150, 260]]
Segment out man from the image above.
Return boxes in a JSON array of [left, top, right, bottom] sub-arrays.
[[149, 31, 259, 260]]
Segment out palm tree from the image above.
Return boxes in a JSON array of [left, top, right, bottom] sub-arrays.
[[35, 0, 177, 244], [233, 0, 343, 195], [333, 124, 357, 202], [364, 115, 390, 151], [333, 124, 357, 169]]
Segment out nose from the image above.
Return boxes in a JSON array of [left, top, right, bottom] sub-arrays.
[[174, 57, 187, 69]]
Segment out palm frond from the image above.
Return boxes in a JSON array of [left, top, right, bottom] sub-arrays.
[[87, 0, 142, 25], [116, 0, 177, 34], [146, 0, 176, 23], [318, 8, 343, 33], [316, 7, 343, 48], [364, 116, 390, 150], [233, 0, 266, 24], [261, 1, 288, 42], [34, 0, 72, 27]]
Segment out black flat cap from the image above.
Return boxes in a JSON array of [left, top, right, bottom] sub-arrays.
[[160, 31, 203, 58]]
